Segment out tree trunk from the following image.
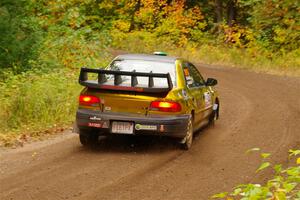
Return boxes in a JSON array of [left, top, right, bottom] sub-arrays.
[[227, 0, 236, 26], [129, 0, 141, 32], [214, 0, 223, 33], [215, 0, 223, 23]]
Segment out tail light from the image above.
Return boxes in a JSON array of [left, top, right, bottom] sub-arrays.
[[150, 101, 181, 112], [79, 95, 100, 106]]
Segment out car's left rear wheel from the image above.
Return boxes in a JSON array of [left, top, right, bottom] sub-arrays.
[[79, 130, 99, 147]]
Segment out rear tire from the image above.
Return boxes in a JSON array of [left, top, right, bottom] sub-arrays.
[[79, 130, 99, 147], [180, 117, 193, 150]]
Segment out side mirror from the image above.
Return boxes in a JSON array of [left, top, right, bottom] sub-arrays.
[[206, 78, 218, 86]]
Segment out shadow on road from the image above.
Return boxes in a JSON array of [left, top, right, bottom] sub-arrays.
[[74, 125, 212, 155], [76, 135, 180, 154]]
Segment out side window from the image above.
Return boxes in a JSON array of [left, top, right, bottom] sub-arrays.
[[188, 63, 206, 86], [182, 62, 195, 87], [183, 62, 206, 87]]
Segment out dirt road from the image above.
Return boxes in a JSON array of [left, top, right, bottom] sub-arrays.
[[1, 66, 299, 200]]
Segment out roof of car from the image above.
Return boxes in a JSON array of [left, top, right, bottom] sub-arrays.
[[115, 54, 178, 63]]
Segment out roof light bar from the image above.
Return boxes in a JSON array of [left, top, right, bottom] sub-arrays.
[[153, 52, 168, 56]]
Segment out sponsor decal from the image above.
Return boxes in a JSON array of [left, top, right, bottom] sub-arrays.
[[135, 124, 141, 130], [159, 125, 165, 132], [204, 92, 212, 107], [135, 124, 157, 131], [184, 68, 190, 76], [89, 116, 102, 121], [104, 106, 111, 111], [102, 122, 108, 128], [182, 89, 188, 100], [88, 123, 101, 128]]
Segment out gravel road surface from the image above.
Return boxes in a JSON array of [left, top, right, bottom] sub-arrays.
[[1, 65, 299, 200]]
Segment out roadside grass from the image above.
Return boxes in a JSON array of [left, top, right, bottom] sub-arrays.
[[0, 69, 80, 146], [0, 28, 113, 147]]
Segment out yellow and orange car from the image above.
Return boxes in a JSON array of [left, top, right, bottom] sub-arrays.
[[75, 52, 219, 149]]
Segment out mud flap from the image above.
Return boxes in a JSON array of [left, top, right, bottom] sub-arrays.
[[213, 103, 219, 120]]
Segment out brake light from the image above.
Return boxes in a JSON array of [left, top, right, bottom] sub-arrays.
[[79, 95, 100, 106], [150, 101, 181, 112]]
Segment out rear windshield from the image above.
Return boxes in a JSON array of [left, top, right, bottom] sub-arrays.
[[108, 59, 176, 87]]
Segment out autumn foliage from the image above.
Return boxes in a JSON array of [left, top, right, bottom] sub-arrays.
[[1, 0, 299, 74], [0, 0, 299, 145]]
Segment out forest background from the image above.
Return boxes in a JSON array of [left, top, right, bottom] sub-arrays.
[[0, 0, 299, 145]]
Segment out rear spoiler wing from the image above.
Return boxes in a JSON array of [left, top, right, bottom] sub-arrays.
[[79, 68, 173, 93]]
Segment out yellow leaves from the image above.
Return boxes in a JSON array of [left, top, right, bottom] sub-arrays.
[[98, 0, 117, 10], [221, 24, 254, 48], [131, 0, 205, 46], [297, 157, 300, 165], [67, 7, 81, 29], [113, 20, 131, 32]]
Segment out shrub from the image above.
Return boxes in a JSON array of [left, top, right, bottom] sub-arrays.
[[0, 0, 43, 74], [212, 149, 300, 199], [0, 69, 80, 144]]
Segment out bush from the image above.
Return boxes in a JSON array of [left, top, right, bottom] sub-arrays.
[[0, 69, 80, 145], [212, 149, 300, 199], [0, 0, 43, 74]]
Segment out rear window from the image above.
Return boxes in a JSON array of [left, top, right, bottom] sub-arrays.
[[108, 59, 176, 87]]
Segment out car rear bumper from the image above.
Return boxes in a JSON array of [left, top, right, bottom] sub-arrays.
[[75, 109, 190, 138]]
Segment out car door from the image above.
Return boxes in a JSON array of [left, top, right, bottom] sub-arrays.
[[188, 63, 214, 120], [182, 62, 203, 126]]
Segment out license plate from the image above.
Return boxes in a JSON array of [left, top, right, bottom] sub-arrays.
[[111, 121, 134, 134]]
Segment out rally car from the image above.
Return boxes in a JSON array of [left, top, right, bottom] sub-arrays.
[[75, 52, 219, 150]]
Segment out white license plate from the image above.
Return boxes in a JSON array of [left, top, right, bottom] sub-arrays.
[[111, 121, 134, 134]]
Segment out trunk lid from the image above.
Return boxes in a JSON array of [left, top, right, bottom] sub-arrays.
[[93, 90, 163, 115]]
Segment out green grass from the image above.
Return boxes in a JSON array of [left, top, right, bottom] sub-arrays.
[[111, 31, 300, 77], [0, 69, 81, 146], [176, 44, 300, 77], [0, 28, 113, 146]]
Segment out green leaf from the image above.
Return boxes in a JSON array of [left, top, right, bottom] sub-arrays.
[[274, 191, 286, 200], [261, 153, 271, 159], [256, 162, 271, 172], [274, 164, 282, 174], [289, 149, 300, 157], [286, 167, 300, 176], [282, 182, 296, 192], [211, 192, 228, 198], [231, 188, 242, 196], [296, 190, 300, 197], [246, 147, 260, 154]]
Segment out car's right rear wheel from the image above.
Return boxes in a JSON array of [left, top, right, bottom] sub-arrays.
[[79, 130, 99, 147]]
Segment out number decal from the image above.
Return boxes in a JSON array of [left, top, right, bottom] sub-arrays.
[[204, 92, 212, 107]]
